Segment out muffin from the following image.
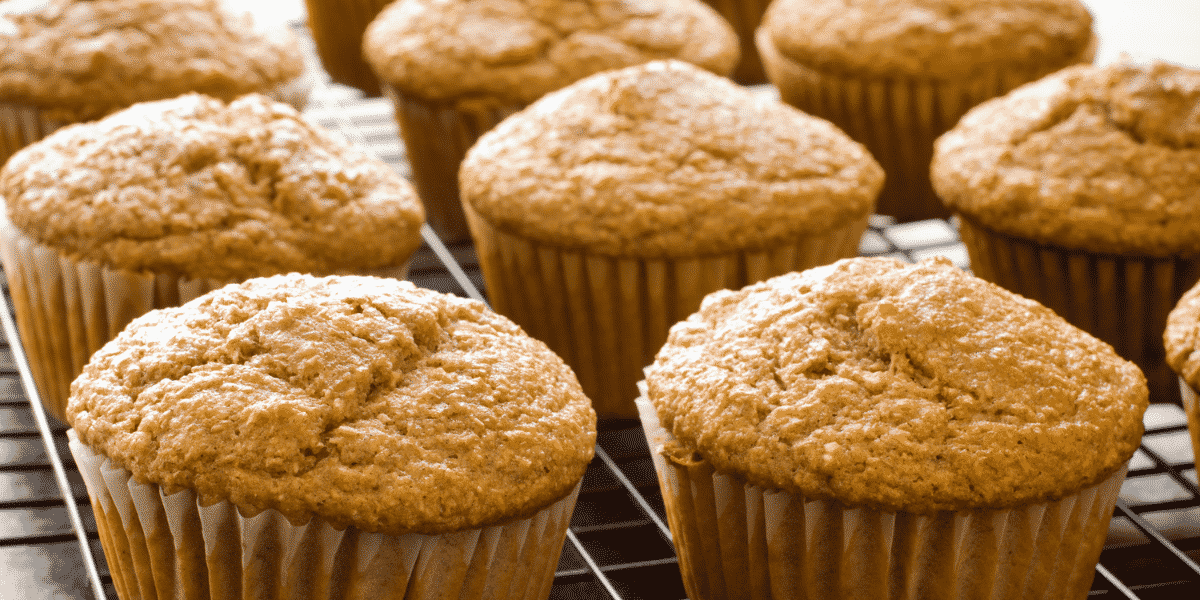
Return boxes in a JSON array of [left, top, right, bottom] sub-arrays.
[[303, 0, 396, 96], [933, 61, 1200, 404], [362, 0, 739, 242], [460, 60, 883, 418], [67, 273, 597, 600], [0, 0, 309, 167], [0, 92, 425, 424], [640, 256, 1147, 600], [757, 0, 1096, 222], [1162, 281, 1200, 472]]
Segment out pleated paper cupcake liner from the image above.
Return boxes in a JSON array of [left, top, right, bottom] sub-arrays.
[[0, 101, 68, 168], [635, 394, 1127, 600], [467, 205, 867, 417], [697, 0, 772, 84], [304, 0, 395, 96], [383, 84, 521, 243], [1177, 379, 1200, 469], [757, 28, 1096, 223], [959, 216, 1200, 404], [68, 430, 579, 600], [0, 218, 409, 424]]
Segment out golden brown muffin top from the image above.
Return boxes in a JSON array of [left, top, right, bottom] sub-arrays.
[[933, 62, 1200, 256], [68, 274, 597, 535], [362, 0, 738, 108], [762, 0, 1094, 80], [0, 0, 304, 122], [645, 257, 1147, 513], [1, 93, 425, 281], [1164, 281, 1200, 390], [460, 60, 883, 257]]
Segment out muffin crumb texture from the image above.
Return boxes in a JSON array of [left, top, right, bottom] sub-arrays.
[[646, 257, 1147, 513], [764, 0, 1094, 79], [933, 61, 1200, 255], [363, 0, 739, 107], [0, 0, 304, 122], [68, 274, 596, 534], [1, 93, 425, 281], [461, 60, 883, 257]]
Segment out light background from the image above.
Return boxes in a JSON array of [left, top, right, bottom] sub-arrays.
[[236, 0, 1200, 70]]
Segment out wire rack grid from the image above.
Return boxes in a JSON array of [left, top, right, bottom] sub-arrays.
[[2, 40, 1200, 600]]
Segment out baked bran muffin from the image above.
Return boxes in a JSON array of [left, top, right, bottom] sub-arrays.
[[67, 273, 596, 600], [0, 93, 425, 423], [362, 0, 739, 242], [933, 61, 1200, 404], [757, 0, 1096, 222], [460, 60, 883, 417], [1165, 281, 1200, 476], [0, 0, 309, 166], [640, 256, 1147, 599]]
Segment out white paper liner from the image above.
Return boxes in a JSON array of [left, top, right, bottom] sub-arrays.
[[467, 205, 868, 418], [959, 216, 1200, 404], [383, 84, 522, 244], [69, 429, 579, 600], [1178, 378, 1200, 469], [0, 216, 410, 424], [636, 393, 1128, 600], [756, 28, 1096, 223]]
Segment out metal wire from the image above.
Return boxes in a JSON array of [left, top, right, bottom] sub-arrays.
[[1115, 499, 1200, 579], [594, 444, 672, 542], [0, 301, 107, 600], [1095, 564, 1142, 599], [566, 529, 624, 600], [418, 224, 487, 304]]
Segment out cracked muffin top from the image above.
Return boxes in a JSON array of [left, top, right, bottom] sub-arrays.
[[0, 0, 305, 122], [1, 93, 425, 281], [460, 60, 883, 257], [645, 257, 1147, 513], [362, 0, 738, 108], [932, 61, 1200, 256], [761, 0, 1094, 80], [67, 273, 597, 534]]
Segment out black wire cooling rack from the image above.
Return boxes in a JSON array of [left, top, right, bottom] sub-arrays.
[[2, 29, 1200, 600]]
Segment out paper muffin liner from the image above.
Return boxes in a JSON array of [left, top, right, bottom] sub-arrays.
[[467, 204, 867, 418], [0, 218, 410, 425], [383, 84, 522, 244], [1177, 378, 1200, 469], [68, 430, 579, 600], [697, 0, 772, 84], [0, 101, 68, 169], [959, 216, 1200, 404], [304, 0, 395, 96], [756, 28, 1095, 223], [635, 394, 1127, 600]]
